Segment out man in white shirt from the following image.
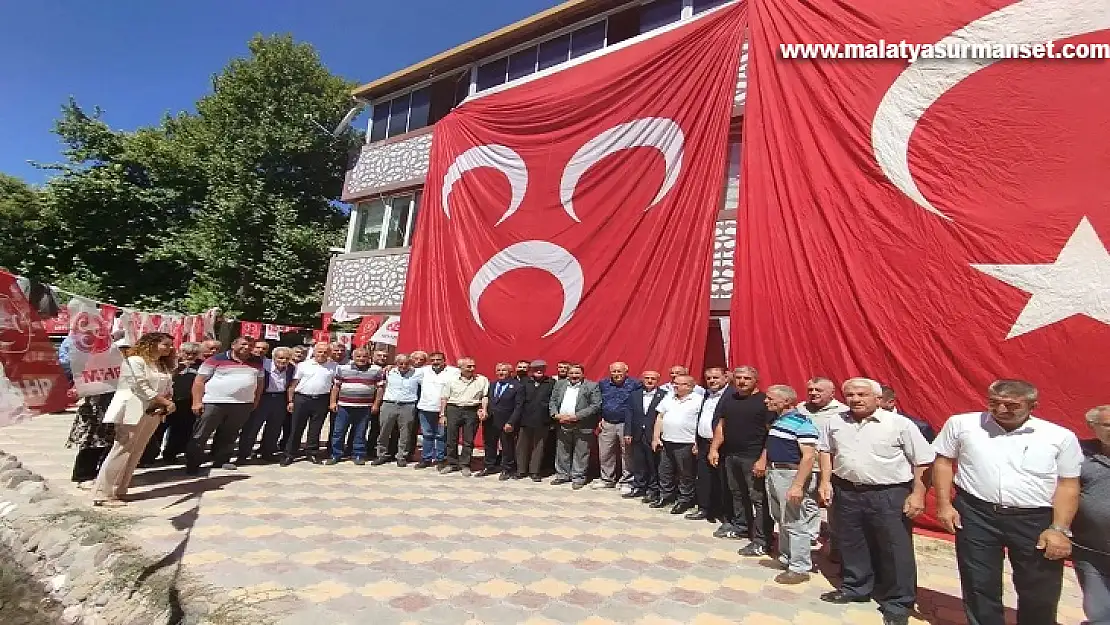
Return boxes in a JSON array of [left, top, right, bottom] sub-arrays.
[[282, 342, 338, 465], [933, 379, 1083, 625], [688, 367, 728, 522], [660, 365, 706, 398], [796, 375, 848, 560], [415, 351, 458, 469], [548, 364, 602, 489], [651, 374, 702, 514]]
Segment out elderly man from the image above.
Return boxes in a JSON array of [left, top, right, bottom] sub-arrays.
[[708, 365, 775, 546], [376, 354, 421, 467], [651, 374, 700, 513], [329, 348, 383, 465], [200, 339, 223, 360], [251, 340, 270, 359], [481, 362, 525, 479], [417, 352, 458, 469], [796, 376, 847, 559], [439, 357, 489, 476], [1076, 405, 1110, 625], [625, 371, 668, 501], [878, 384, 936, 442], [237, 346, 295, 464], [187, 337, 264, 474], [291, 345, 307, 364], [934, 380, 1082, 625], [549, 364, 602, 489], [514, 360, 555, 481], [689, 367, 729, 521], [597, 362, 642, 490], [282, 342, 338, 465], [817, 378, 934, 625], [410, 351, 428, 368], [756, 385, 819, 585], [660, 365, 706, 398]]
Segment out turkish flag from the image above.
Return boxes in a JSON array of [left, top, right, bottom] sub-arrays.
[[734, 3, 1109, 430], [400, 5, 747, 377]]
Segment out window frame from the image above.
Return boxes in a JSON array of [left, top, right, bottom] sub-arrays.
[[351, 192, 421, 252]]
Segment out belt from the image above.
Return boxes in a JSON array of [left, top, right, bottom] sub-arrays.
[[448, 403, 480, 409], [263, 392, 286, 397], [383, 400, 416, 405], [769, 462, 800, 470], [832, 475, 911, 491], [296, 393, 329, 400], [957, 490, 1053, 515]]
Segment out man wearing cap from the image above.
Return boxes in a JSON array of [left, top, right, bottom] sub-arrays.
[[514, 360, 556, 481]]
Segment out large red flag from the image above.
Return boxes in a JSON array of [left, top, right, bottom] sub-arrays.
[[0, 271, 69, 425], [400, 5, 747, 377], [734, 0, 1109, 432]]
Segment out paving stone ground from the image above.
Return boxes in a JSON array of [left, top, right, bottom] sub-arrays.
[[0, 413, 1088, 625]]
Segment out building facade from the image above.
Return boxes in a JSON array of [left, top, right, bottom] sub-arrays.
[[323, 0, 745, 360]]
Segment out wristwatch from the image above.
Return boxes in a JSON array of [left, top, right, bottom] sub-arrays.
[[1048, 524, 1073, 538]]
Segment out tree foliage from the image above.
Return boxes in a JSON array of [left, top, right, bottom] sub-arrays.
[[6, 35, 357, 324]]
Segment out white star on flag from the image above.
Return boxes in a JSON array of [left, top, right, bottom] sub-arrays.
[[972, 217, 1110, 339]]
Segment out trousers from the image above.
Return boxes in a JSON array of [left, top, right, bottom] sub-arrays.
[[555, 425, 593, 482], [834, 478, 917, 618], [186, 403, 253, 470], [1075, 554, 1110, 625], [723, 454, 772, 543], [237, 394, 287, 460], [695, 435, 726, 518], [954, 490, 1063, 625], [515, 425, 547, 476], [766, 468, 819, 574], [418, 409, 445, 462], [485, 418, 518, 473], [444, 405, 479, 468], [629, 436, 659, 493], [658, 440, 696, 503], [597, 420, 630, 484], [377, 401, 416, 460], [331, 406, 370, 459], [92, 415, 161, 501]]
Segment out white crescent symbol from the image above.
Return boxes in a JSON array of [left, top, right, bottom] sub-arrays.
[[560, 117, 684, 223], [872, 0, 1110, 221], [469, 240, 584, 338], [441, 144, 528, 226]]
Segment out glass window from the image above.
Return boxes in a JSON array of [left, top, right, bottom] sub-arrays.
[[454, 73, 471, 106], [387, 93, 410, 137], [409, 191, 422, 246], [640, 0, 682, 32], [570, 21, 606, 59], [370, 104, 389, 142], [354, 199, 387, 251], [408, 87, 430, 131], [508, 46, 538, 81], [385, 195, 413, 248], [538, 34, 570, 70], [693, 0, 730, 12], [476, 57, 508, 91]]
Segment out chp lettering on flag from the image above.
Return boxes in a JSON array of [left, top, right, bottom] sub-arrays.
[[0, 271, 69, 426]]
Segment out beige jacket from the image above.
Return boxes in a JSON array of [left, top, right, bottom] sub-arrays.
[[103, 356, 171, 426]]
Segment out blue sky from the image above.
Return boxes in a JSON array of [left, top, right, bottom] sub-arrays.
[[0, 0, 561, 185]]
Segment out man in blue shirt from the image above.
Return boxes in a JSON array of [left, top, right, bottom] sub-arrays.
[[596, 362, 642, 489]]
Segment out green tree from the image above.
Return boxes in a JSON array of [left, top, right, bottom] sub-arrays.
[[0, 173, 52, 275]]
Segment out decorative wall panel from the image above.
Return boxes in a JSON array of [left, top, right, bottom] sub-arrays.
[[323, 250, 410, 312], [342, 132, 434, 201], [711, 219, 736, 300], [734, 41, 748, 108]]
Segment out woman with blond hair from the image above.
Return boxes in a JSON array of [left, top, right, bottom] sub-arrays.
[[92, 332, 176, 507]]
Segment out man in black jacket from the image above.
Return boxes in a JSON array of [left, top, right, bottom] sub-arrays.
[[480, 363, 526, 479], [514, 360, 555, 481], [624, 370, 668, 500]]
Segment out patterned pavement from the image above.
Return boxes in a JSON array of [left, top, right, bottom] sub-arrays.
[[0, 413, 1088, 625]]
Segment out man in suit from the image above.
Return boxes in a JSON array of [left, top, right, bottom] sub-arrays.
[[624, 370, 667, 501], [479, 363, 525, 479], [549, 364, 602, 490], [514, 360, 556, 481]]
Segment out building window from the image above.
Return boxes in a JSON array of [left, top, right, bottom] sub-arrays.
[[693, 0, 731, 13], [640, 0, 682, 32], [475, 19, 610, 93], [508, 46, 539, 80], [353, 191, 422, 251], [570, 21, 606, 58], [370, 86, 432, 142], [476, 57, 508, 91], [538, 34, 571, 70]]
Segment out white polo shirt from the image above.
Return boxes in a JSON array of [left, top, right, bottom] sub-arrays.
[[416, 365, 459, 412], [657, 392, 702, 444], [933, 412, 1083, 508], [697, 388, 724, 439], [292, 359, 337, 396], [559, 383, 582, 415]]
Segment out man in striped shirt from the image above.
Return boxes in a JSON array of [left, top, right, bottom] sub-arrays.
[[760, 384, 820, 584], [328, 347, 383, 465]]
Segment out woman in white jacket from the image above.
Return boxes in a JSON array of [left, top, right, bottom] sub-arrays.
[[92, 332, 176, 507]]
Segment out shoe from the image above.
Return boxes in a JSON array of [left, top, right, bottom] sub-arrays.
[[460, 467, 472, 477], [590, 480, 616, 490], [685, 508, 709, 521], [882, 615, 909, 625], [279, 457, 293, 467], [307, 455, 322, 465], [414, 461, 430, 469], [512, 473, 526, 480], [670, 502, 694, 515], [325, 458, 339, 466], [499, 471, 512, 481], [477, 467, 497, 477], [819, 590, 870, 605], [439, 465, 459, 474], [571, 481, 585, 490], [397, 459, 407, 468], [371, 458, 390, 466], [353, 458, 366, 466], [623, 489, 646, 499], [551, 477, 572, 485], [774, 571, 811, 585], [738, 543, 768, 557], [641, 492, 659, 503], [219, 463, 237, 470], [531, 476, 543, 483], [649, 497, 675, 509]]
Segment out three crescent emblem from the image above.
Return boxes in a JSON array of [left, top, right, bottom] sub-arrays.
[[871, 0, 1110, 220], [444, 117, 685, 337]]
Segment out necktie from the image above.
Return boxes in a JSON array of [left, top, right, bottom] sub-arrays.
[[496, 382, 504, 399]]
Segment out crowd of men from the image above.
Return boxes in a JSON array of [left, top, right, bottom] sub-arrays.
[[140, 336, 1110, 625]]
